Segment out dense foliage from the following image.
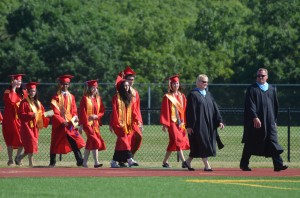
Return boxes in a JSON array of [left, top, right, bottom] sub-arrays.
[[0, 0, 299, 84]]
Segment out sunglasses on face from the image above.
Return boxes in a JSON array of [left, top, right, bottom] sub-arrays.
[[201, 81, 208, 83], [257, 75, 267, 78]]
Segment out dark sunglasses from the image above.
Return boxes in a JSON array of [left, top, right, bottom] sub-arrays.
[[257, 75, 267, 78], [201, 81, 208, 83]]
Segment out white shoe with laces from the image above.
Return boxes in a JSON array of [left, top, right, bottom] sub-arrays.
[[127, 158, 139, 167], [110, 160, 120, 168]]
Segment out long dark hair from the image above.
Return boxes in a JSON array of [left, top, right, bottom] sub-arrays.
[[30, 90, 40, 110], [118, 80, 132, 107]]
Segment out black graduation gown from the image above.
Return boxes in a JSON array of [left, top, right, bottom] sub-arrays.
[[242, 83, 283, 157], [186, 90, 222, 158]]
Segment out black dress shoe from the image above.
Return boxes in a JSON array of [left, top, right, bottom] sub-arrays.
[[94, 164, 103, 168], [204, 168, 213, 171], [274, 165, 288, 172], [183, 161, 195, 171], [182, 162, 187, 168], [240, 166, 252, 171], [77, 159, 83, 166], [162, 162, 170, 168]]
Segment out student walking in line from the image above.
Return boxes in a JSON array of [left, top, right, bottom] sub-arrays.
[[17, 82, 50, 167], [79, 80, 106, 168], [2, 74, 28, 166], [109, 76, 139, 168], [49, 75, 85, 167], [160, 74, 190, 168]]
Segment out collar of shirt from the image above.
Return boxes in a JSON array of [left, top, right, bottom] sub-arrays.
[[256, 82, 269, 92], [194, 87, 206, 96]]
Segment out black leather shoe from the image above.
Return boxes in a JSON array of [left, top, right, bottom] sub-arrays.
[[274, 165, 288, 172], [94, 164, 103, 168], [183, 161, 195, 171], [182, 162, 187, 168], [76, 159, 83, 166], [204, 168, 213, 171], [162, 162, 170, 168], [240, 166, 252, 171]]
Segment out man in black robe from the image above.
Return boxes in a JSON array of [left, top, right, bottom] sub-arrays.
[[240, 68, 288, 172], [184, 74, 224, 171]]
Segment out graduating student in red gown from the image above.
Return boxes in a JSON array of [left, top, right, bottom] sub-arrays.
[[17, 82, 50, 166], [160, 75, 190, 168], [2, 74, 28, 166], [119, 66, 143, 156], [79, 80, 106, 168], [49, 75, 85, 167], [109, 77, 139, 168]]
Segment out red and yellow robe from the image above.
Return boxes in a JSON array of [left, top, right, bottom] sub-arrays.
[[18, 97, 49, 154], [160, 92, 190, 151], [110, 93, 140, 151], [50, 91, 85, 154], [130, 87, 143, 154], [2, 88, 28, 148], [79, 95, 106, 151]]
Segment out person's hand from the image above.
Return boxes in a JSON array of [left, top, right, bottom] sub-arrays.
[[162, 125, 168, 132], [219, 123, 225, 129], [139, 124, 144, 132], [63, 121, 68, 127], [11, 80, 18, 92], [186, 128, 193, 135], [88, 115, 98, 121], [253, 118, 261, 128]]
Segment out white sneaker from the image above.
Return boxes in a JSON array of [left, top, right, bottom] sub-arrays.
[[110, 160, 120, 168], [127, 158, 139, 167]]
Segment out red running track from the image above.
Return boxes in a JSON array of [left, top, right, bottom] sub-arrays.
[[0, 167, 299, 178]]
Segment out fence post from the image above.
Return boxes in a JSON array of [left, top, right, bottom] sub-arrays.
[[287, 107, 291, 162], [148, 84, 151, 125]]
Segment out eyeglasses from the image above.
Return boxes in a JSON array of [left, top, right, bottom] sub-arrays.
[[257, 75, 267, 78], [201, 81, 208, 83]]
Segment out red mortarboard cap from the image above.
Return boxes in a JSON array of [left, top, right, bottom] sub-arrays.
[[58, 75, 74, 83], [86, 80, 98, 87], [9, 74, 25, 80], [26, 82, 39, 90], [169, 74, 180, 83], [115, 75, 125, 90], [123, 66, 136, 76]]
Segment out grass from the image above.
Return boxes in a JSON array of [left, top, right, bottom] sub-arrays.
[[0, 176, 299, 198], [0, 125, 300, 168]]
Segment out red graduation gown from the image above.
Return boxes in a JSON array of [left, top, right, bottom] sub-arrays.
[[160, 93, 190, 151], [79, 95, 106, 151], [18, 98, 49, 154], [2, 88, 27, 148], [50, 92, 85, 154]]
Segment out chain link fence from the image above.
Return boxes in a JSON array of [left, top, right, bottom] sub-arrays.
[[0, 83, 299, 167]]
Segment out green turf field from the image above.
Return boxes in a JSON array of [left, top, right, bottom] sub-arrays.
[[0, 176, 299, 198], [1, 125, 299, 168]]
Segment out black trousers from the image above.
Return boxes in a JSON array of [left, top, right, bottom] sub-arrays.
[[50, 135, 83, 166], [240, 144, 283, 168], [112, 150, 133, 163]]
